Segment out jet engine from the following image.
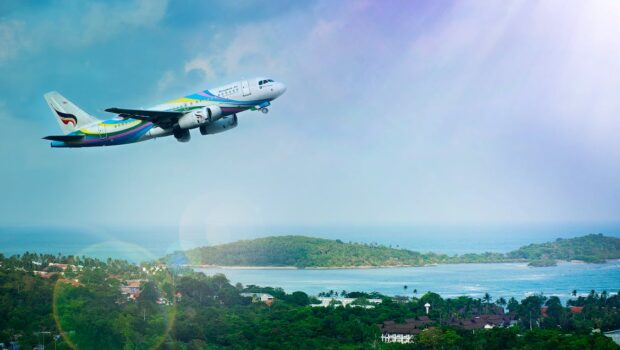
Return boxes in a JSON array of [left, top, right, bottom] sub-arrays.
[[177, 105, 223, 129], [173, 128, 191, 142], [199, 115, 238, 135]]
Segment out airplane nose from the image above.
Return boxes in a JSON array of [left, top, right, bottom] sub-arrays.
[[276, 82, 287, 97]]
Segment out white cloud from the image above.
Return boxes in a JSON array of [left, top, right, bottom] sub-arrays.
[[184, 56, 216, 80], [0, 19, 28, 60], [156, 70, 176, 95], [0, 0, 168, 62]]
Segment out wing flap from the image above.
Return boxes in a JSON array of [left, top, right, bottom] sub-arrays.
[[105, 107, 184, 128], [105, 108, 183, 120]]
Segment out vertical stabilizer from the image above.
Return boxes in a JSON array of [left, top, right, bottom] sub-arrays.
[[44, 91, 99, 134]]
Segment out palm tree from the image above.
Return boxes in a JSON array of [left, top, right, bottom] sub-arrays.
[[496, 297, 507, 310], [413, 289, 418, 296], [403, 285, 408, 292], [572, 289, 577, 297], [483, 293, 492, 313]]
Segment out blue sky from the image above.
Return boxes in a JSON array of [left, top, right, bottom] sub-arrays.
[[1, 0, 619, 246]]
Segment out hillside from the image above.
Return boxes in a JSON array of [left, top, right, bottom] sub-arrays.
[[166, 236, 447, 268], [506, 233, 620, 264], [164, 233, 620, 268]]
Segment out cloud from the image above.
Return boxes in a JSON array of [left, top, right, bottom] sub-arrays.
[[0, 0, 168, 63], [0, 19, 28, 60], [184, 56, 216, 80]]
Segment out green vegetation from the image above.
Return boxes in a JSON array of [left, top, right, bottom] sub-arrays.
[[507, 234, 620, 264], [1, 252, 619, 349], [164, 234, 620, 268], [527, 258, 558, 267]]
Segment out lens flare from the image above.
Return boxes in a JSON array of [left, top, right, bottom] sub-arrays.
[[52, 241, 176, 349]]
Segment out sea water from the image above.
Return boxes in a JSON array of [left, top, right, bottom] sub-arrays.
[[1, 225, 619, 302], [198, 261, 620, 303]]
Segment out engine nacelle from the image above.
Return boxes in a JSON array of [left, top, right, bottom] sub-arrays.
[[177, 105, 223, 129], [199, 115, 238, 135], [173, 128, 191, 142], [205, 105, 222, 122]]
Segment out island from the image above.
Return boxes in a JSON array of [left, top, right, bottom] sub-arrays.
[[163, 233, 620, 268]]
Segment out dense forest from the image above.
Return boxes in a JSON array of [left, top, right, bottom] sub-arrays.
[[163, 234, 620, 268], [0, 252, 619, 349]]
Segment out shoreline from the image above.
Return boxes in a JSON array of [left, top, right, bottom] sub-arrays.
[[188, 259, 617, 270]]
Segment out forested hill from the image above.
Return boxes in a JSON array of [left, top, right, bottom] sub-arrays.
[[506, 233, 620, 265], [166, 236, 444, 268], [164, 234, 620, 268]]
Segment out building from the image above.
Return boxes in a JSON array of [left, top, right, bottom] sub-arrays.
[[48, 263, 78, 271], [541, 306, 584, 317], [446, 314, 514, 331], [312, 297, 383, 308], [120, 280, 144, 300], [33, 270, 58, 279], [379, 317, 433, 344], [240, 293, 274, 306]]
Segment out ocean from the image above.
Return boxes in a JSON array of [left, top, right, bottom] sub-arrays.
[[198, 261, 620, 304], [1, 224, 619, 302]]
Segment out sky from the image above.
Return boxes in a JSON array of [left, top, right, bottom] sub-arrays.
[[1, 0, 619, 247]]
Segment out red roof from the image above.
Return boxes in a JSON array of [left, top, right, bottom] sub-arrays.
[[569, 306, 584, 314], [541, 306, 584, 317]]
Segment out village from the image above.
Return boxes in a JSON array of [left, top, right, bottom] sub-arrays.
[[2, 254, 615, 348]]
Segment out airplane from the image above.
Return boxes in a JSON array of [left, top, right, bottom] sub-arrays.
[[42, 77, 286, 147]]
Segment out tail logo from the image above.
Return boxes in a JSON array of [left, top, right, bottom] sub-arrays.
[[54, 109, 78, 126]]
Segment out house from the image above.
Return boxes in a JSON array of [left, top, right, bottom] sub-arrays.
[[378, 317, 433, 344], [120, 280, 144, 299], [33, 270, 58, 279], [445, 314, 514, 331], [240, 293, 274, 306], [569, 306, 584, 314], [311, 297, 383, 308], [58, 278, 80, 287], [541, 306, 584, 317], [157, 297, 172, 305]]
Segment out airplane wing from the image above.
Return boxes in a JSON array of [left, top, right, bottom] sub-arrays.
[[43, 135, 85, 142], [105, 108, 184, 128]]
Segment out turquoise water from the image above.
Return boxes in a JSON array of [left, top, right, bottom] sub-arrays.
[[198, 261, 620, 303]]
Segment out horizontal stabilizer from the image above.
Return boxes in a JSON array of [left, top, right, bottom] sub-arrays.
[[43, 135, 85, 142]]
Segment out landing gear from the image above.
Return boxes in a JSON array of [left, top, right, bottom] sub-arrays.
[[260, 107, 269, 114]]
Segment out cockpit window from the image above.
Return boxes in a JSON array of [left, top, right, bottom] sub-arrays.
[[267, 79, 274, 83]]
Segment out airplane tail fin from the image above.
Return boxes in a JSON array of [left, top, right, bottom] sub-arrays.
[[44, 91, 100, 134]]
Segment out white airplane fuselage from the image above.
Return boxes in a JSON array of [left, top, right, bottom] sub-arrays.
[[44, 77, 286, 147]]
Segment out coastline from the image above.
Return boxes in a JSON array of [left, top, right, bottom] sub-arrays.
[[187, 259, 620, 271]]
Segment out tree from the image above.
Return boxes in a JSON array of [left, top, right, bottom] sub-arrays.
[[496, 297, 507, 309], [483, 293, 492, 313], [507, 297, 519, 314], [418, 328, 443, 350], [519, 294, 546, 330], [288, 291, 310, 306], [543, 296, 564, 327]]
